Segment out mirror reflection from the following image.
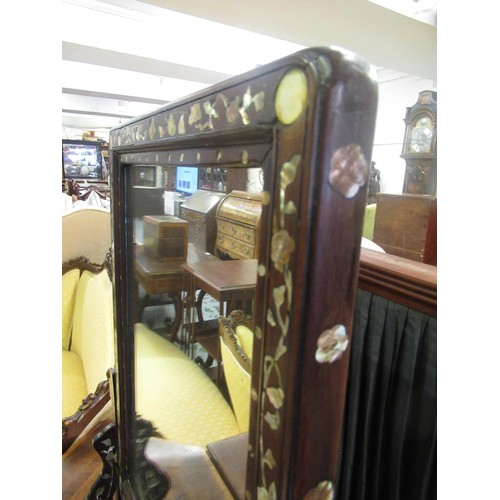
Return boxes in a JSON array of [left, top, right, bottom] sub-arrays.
[[131, 163, 262, 467]]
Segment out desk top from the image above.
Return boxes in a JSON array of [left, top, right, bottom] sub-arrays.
[[182, 259, 258, 292], [136, 243, 218, 277], [206, 432, 248, 500]]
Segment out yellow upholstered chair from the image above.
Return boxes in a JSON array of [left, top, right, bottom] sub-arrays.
[[62, 206, 111, 264], [362, 203, 377, 241], [135, 323, 241, 447], [218, 310, 254, 432]]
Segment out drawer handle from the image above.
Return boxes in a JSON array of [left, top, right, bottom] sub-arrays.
[[244, 247, 249, 255], [231, 242, 236, 249], [231, 226, 237, 233], [244, 232, 250, 239]]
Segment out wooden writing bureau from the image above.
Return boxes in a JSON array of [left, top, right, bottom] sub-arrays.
[[215, 190, 263, 260], [179, 190, 226, 253]]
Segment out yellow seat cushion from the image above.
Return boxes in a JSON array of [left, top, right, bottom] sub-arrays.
[[62, 269, 80, 350], [220, 339, 251, 432], [62, 349, 88, 418], [71, 269, 115, 395], [135, 323, 240, 448]]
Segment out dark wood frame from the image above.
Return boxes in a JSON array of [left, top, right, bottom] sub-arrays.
[[109, 47, 378, 498], [62, 255, 112, 454]]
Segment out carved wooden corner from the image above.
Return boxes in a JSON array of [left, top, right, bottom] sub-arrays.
[[62, 379, 110, 454]]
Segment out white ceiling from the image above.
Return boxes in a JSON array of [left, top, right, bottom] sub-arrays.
[[61, 0, 437, 135]]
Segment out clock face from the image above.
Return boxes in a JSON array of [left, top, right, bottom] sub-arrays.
[[408, 116, 433, 153]]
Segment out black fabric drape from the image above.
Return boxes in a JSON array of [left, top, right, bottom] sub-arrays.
[[337, 289, 436, 500]]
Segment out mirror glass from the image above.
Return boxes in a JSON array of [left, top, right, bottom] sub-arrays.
[[131, 162, 262, 442]]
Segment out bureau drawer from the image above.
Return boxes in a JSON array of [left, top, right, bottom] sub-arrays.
[[151, 273, 184, 294], [216, 219, 256, 245], [180, 207, 206, 224], [216, 234, 255, 259], [189, 228, 207, 248]]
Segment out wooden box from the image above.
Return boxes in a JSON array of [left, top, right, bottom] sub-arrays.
[[373, 193, 437, 265], [143, 215, 188, 261], [215, 191, 263, 260]]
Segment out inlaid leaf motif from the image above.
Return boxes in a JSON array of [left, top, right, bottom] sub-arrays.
[[264, 411, 280, 430], [258, 483, 277, 500], [304, 481, 335, 500], [178, 114, 186, 135], [271, 230, 295, 272], [280, 155, 300, 189], [267, 308, 277, 327], [148, 118, 156, 141], [275, 337, 287, 361], [167, 114, 176, 136], [266, 387, 284, 409], [226, 96, 240, 123], [273, 285, 286, 311], [283, 200, 297, 215], [254, 91, 265, 111], [188, 103, 202, 125], [263, 448, 277, 469]]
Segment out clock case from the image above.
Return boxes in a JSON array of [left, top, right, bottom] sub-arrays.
[[401, 90, 437, 195]]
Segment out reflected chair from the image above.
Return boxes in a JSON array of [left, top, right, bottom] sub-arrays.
[[218, 310, 254, 432]]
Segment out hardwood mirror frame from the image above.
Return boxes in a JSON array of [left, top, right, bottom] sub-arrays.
[[109, 47, 378, 498]]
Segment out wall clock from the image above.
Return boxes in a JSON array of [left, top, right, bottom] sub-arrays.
[[401, 90, 437, 195]]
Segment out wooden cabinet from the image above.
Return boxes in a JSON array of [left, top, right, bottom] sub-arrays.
[[215, 191, 263, 260], [179, 190, 226, 253], [373, 193, 437, 265]]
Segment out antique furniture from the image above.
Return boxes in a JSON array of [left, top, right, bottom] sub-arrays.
[[373, 192, 437, 265], [401, 90, 437, 195], [62, 207, 111, 263], [106, 46, 378, 498], [218, 310, 254, 431], [214, 190, 263, 260], [179, 189, 226, 253], [134, 243, 218, 340], [62, 255, 114, 453], [143, 215, 188, 262], [181, 259, 258, 368]]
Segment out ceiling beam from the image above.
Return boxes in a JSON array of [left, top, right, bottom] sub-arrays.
[[62, 41, 233, 84], [62, 87, 168, 105], [62, 108, 137, 119]]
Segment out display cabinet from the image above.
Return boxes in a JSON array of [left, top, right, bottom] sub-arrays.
[[103, 47, 377, 499]]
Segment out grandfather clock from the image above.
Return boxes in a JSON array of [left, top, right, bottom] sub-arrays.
[[401, 90, 437, 195]]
